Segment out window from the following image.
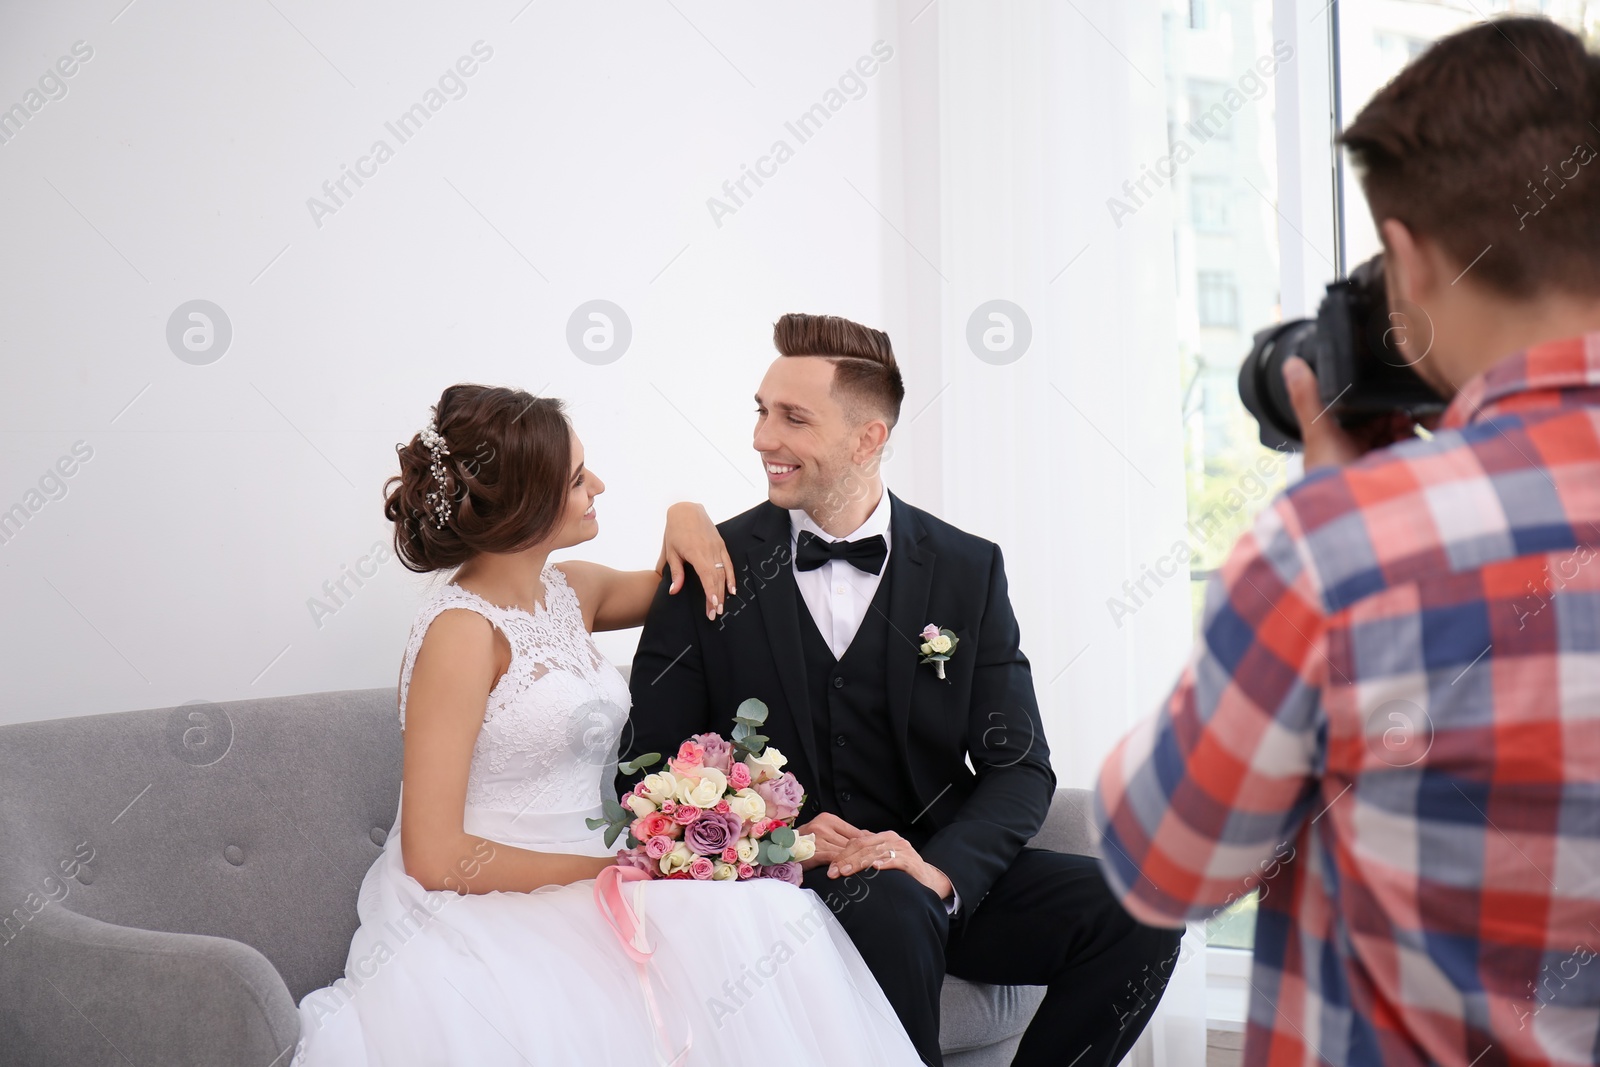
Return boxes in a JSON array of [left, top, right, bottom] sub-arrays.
[[1183, 0, 1600, 976], [1166, 0, 1289, 972], [1186, 81, 1234, 145], [1191, 177, 1231, 233], [1196, 271, 1238, 327]]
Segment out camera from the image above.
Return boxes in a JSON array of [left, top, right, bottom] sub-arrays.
[[1237, 254, 1447, 451]]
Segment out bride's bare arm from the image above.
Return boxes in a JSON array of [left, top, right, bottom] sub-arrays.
[[399, 609, 614, 893], [558, 502, 734, 630]]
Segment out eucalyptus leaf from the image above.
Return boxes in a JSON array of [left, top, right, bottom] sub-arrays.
[[772, 827, 796, 848], [735, 697, 769, 726], [603, 823, 623, 848], [618, 752, 661, 775], [585, 816, 608, 831]]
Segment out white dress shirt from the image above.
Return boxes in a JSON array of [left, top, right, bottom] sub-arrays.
[[788, 487, 893, 659], [788, 487, 960, 915]]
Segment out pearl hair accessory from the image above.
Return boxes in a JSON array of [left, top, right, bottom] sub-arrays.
[[418, 414, 452, 529]]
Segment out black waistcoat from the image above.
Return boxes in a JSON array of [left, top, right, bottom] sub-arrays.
[[793, 559, 921, 842]]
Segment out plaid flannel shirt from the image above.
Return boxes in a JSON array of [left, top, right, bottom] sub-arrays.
[[1096, 333, 1600, 1066]]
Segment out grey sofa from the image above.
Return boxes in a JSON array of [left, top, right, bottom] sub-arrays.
[[0, 684, 1098, 1066]]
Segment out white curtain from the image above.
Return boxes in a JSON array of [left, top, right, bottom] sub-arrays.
[[886, 2, 1208, 1063]]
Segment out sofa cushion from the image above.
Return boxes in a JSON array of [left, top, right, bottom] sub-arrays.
[[938, 974, 1047, 1052], [0, 687, 403, 1002]]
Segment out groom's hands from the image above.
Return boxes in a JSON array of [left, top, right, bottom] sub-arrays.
[[797, 815, 955, 901], [828, 830, 954, 903], [794, 812, 866, 870]]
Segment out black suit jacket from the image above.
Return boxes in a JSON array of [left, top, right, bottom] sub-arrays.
[[619, 491, 1055, 912]]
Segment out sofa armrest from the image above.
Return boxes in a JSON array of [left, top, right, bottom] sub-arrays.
[[0, 903, 300, 1066], [1025, 787, 1098, 858]]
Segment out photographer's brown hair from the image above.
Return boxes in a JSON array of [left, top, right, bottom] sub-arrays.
[[384, 384, 571, 572], [1340, 16, 1600, 298], [773, 313, 906, 429]]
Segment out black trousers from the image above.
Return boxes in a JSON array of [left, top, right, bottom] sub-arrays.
[[802, 848, 1185, 1067]]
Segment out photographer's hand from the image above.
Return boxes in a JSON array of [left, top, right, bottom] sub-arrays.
[[1284, 357, 1423, 470]]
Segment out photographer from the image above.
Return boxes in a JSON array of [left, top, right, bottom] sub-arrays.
[[1094, 17, 1600, 1067]]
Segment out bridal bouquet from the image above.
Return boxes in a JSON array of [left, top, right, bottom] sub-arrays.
[[589, 699, 813, 885]]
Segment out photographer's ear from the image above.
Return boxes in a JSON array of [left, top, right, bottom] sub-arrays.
[[1379, 218, 1438, 306]]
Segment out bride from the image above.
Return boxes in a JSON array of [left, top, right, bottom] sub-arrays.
[[289, 384, 922, 1066]]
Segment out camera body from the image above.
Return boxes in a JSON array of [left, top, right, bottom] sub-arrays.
[[1238, 254, 1447, 451]]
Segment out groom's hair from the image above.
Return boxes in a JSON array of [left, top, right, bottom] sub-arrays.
[[773, 313, 905, 429]]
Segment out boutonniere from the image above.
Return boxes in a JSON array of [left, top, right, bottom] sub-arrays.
[[918, 624, 959, 680]]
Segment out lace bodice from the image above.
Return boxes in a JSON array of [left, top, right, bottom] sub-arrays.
[[397, 562, 632, 815]]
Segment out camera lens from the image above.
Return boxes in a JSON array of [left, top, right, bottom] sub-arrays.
[[1238, 319, 1316, 451]]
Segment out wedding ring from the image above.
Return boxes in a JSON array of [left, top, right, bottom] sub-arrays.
[[713, 563, 725, 568], [889, 849, 897, 860]]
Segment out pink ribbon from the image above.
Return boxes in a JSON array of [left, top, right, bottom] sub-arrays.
[[594, 865, 692, 1065]]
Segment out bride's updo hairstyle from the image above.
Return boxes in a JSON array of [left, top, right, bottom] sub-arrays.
[[383, 384, 572, 573]]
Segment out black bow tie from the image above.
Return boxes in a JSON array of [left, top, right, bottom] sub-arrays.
[[795, 529, 888, 575]]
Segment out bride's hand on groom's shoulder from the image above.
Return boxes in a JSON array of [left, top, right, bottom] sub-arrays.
[[657, 502, 736, 621]]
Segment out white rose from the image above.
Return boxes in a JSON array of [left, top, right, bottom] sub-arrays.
[[747, 747, 787, 784], [919, 641, 934, 655], [931, 634, 953, 654], [675, 766, 728, 809], [726, 789, 767, 825], [712, 862, 739, 881], [625, 794, 655, 819], [639, 771, 680, 806], [659, 842, 693, 875], [789, 834, 816, 863], [735, 836, 759, 864]]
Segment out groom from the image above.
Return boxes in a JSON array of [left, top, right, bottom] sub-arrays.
[[620, 313, 1182, 1066]]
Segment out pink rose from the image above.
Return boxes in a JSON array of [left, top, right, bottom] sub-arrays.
[[671, 804, 702, 826], [675, 741, 705, 768], [689, 856, 715, 880], [616, 849, 656, 875], [728, 762, 752, 790], [920, 623, 941, 642], [721, 846, 739, 864], [661, 800, 677, 815], [714, 799, 731, 814], [736, 862, 756, 880], [638, 812, 677, 840], [645, 836, 673, 860], [754, 772, 804, 821]]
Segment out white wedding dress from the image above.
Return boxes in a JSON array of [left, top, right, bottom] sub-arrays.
[[289, 561, 922, 1067]]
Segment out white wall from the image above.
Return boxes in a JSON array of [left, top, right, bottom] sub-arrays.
[[1, 0, 1194, 797]]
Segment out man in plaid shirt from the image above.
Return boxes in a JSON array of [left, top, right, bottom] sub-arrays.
[[1096, 18, 1600, 1067]]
